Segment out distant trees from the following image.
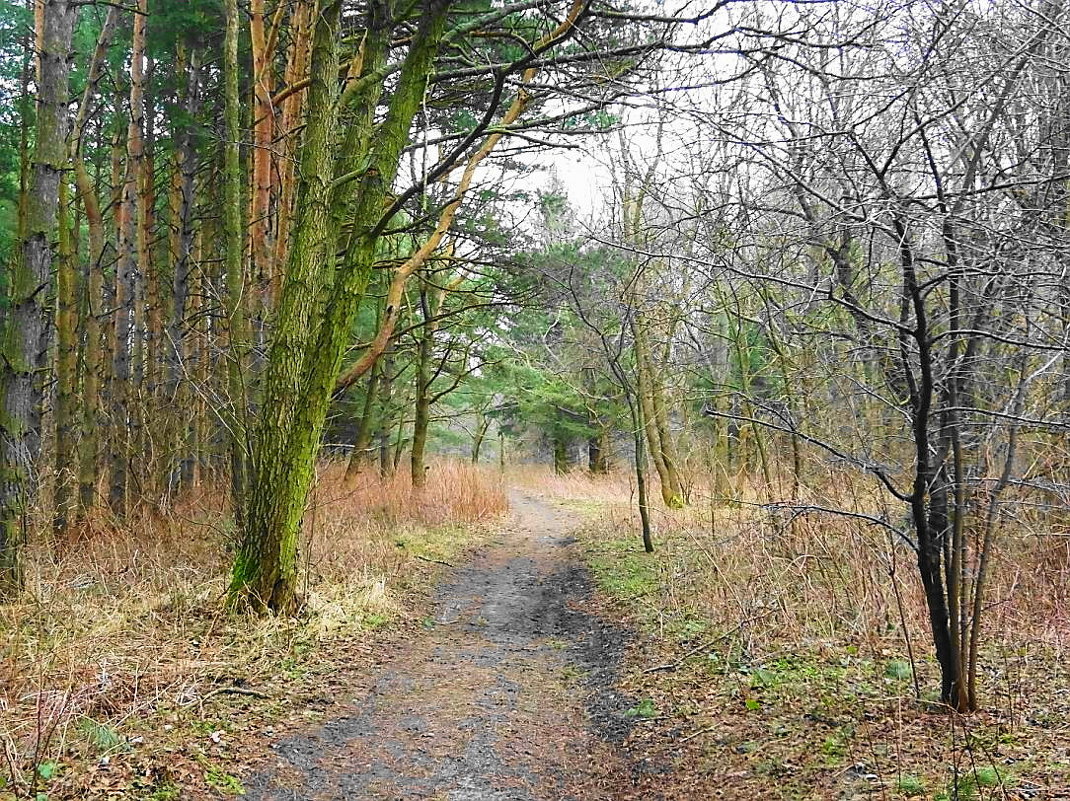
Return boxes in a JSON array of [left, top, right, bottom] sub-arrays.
[[493, 0, 1070, 711]]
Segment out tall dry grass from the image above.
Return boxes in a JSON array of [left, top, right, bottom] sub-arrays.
[[516, 461, 1070, 693], [0, 458, 506, 795]]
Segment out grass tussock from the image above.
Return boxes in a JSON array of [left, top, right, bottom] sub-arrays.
[[0, 458, 506, 799]]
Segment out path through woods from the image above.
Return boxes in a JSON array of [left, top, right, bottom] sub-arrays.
[[246, 493, 656, 800]]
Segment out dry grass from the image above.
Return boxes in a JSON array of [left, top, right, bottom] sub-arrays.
[[516, 462, 1070, 798], [0, 458, 506, 798], [515, 462, 1070, 652]]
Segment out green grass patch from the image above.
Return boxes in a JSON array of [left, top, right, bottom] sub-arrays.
[[585, 538, 660, 602], [896, 774, 925, 796], [201, 762, 244, 796], [394, 523, 480, 566], [624, 698, 658, 718]]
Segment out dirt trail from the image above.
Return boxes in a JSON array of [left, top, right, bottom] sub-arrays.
[[246, 492, 640, 800]]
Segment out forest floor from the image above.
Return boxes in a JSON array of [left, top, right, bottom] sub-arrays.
[[242, 491, 667, 800], [8, 469, 1069, 800], [241, 482, 1070, 801]]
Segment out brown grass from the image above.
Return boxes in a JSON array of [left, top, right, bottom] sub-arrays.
[[0, 458, 506, 798], [516, 461, 1070, 798], [514, 461, 1070, 653]]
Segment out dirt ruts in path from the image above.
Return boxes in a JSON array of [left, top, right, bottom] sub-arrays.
[[245, 492, 639, 801]]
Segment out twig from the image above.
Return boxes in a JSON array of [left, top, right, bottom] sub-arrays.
[[649, 724, 719, 756], [182, 686, 270, 706], [676, 725, 717, 745], [415, 554, 456, 568]]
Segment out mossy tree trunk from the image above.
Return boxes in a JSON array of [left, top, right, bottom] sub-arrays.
[[222, 0, 250, 522], [0, 0, 77, 598], [230, 0, 450, 612]]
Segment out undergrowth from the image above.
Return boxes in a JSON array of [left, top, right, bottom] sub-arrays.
[[0, 459, 506, 800], [518, 464, 1070, 801]]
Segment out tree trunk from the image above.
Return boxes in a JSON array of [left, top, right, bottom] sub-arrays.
[[53, 176, 78, 534], [231, 0, 449, 612], [230, 1, 345, 612], [74, 160, 105, 514], [553, 427, 571, 475], [249, 0, 276, 325], [633, 321, 676, 505], [273, 0, 313, 279], [633, 399, 654, 553], [0, 0, 77, 596], [588, 425, 611, 473], [129, 9, 149, 496], [471, 412, 490, 464], [345, 366, 381, 480], [378, 352, 395, 477], [634, 314, 684, 507], [110, 3, 147, 515], [167, 47, 201, 492], [410, 280, 437, 488], [70, 9, 119, 518], [222, 0, 250, 521]]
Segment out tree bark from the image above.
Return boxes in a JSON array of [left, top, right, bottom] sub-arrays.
[[378, 352, 395, 477], [74, 160, 105, 514], [110, 1, 147, 516], [231, 0, 450, 612], [632, 315, 682, 507], [164, 47, 201, 492], [222, 0, 251, 521], [249, 0, 276, 320], [0, 0, 77, 597], [273, 0, 313, 279], [345, 366, 381, 480], [411, 273, 445, 488], [230, 0, 346, 612], [471, 412, 490, 465], [71, 6, 119, 517], [53, 176, 78, 534]]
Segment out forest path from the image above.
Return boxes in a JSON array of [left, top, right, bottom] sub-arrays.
[[245, 491, 640, 800]]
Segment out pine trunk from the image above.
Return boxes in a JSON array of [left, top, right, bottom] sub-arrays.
[[222, 0, 250, 519], [167, 49, 201, 492], [110, 4, 147, 515], [0, 0, 77, 597], [249, 0, 276, 321], [53, 176, 78, 534], [74, 160, 105, 514], [273, 0, 313, 278]]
